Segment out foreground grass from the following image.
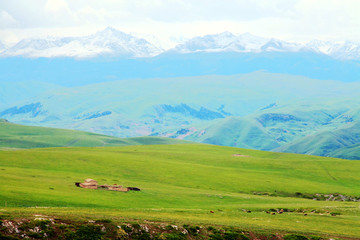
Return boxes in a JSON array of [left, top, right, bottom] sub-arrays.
[[1, 144, 360, 238]]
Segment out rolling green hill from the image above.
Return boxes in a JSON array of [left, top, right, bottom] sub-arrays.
[[186, 117, 280, 150], [331, 143, 360, 160], [0, 119, 190, 149], [1, 144, 360, 238], [2, 72, 360, 160], [183, 102, 360, 160], [277, 122, 360, 158]]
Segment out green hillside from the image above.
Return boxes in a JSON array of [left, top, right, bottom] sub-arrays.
[[184, 102, 360, 160], [277, 122, 360, 159], [2, 72, 360, 160], [331, 143, 360, 160], [1, 144, 360, 238], [0, 119, 190, 149], [186, 117, 280, 150]]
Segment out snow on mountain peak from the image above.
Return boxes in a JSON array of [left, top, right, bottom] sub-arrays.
[[1, 27, 163, 58], [1, 28, 360, 60], [170, 32, 304, 53]]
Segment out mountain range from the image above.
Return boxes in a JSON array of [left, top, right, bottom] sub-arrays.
[[1, 27, 360, 61], [1, 72, 360, 159], [0, 27, 163, 58], [1, 27, 360, 160]]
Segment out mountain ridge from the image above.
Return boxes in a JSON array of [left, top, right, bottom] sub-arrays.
[[1, 27, 163, 58], [1, 72, 360, 159], [1, 27, 360, 60]]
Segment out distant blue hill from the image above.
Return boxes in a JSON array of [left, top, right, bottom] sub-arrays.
[[1, 51, 359, 87]]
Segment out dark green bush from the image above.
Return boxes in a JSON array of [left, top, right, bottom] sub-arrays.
[[330, 212, 341, 216], [284, 234, 309, 240], [27, 231, 43, 239], [34, 219, 51, 229], [207, 226, 216, 232], [132, 223, 141, 229], [75, 225, 104, 240], [223, 232, 249, 240], [183, 225, 200, 236], [164, 233, 186, 240], [0, 233, 20, 240], [95, 219, 112, 223], [64, 229, 77, 240], [121, 224, 133, 233], [309, 236, 323, 240], [209, 233, 224, 240], [133, 232, 152, 240]]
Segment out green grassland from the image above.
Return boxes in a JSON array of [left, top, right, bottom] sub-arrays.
[[1, 144, 360, 238], [0, 119, 189, 149]]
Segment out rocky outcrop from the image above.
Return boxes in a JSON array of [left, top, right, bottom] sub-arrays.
[[0, 102, 43, 117], [155, 103, 224, 120]]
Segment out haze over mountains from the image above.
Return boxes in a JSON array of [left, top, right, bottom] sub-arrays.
[[1, 27, 360, 60], [1, 72, 360, 159], [1, 27, 360, 160]]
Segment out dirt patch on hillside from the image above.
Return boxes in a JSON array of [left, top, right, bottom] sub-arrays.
[[232, 154, 250, 157]]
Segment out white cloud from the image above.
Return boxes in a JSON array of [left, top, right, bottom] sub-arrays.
[[0, 0, 360, 45], [0, 10, 17, 28], [45, 0, 69, 13]]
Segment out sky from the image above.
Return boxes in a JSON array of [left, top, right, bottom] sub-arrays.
[[1, 0, 360, 47]]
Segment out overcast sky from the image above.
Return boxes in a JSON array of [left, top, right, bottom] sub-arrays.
[[1, 0, 360, 46]]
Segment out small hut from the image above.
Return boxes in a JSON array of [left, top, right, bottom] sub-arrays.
[[107, 184, 129, 192], [79, 179, 98, 189], [75, 179, 140, 192]]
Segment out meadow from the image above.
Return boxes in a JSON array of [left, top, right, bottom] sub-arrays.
[[1, 144, 360, 239]]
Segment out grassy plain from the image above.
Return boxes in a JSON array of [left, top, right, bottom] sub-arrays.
[[1, 144, 360, 238]]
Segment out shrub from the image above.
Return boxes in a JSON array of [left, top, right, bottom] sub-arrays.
[[284, 234, 309, 240], [209, 233, 224, 240], [183, 225, 200, 236], [27, 231, 43, 239], [75, 225, 104, 240], [309, 236, 323, 240], [165, 225, 174, 231], [117, 228, 128, 239], [132, 223, 141, 229], [95, 219, 112, 223], [0, 233, 20, 240], [224, 232, 249, 240], [164, 233, 186, 240], [133, 232, 151, 240], [121, 224, 133, 233], [330, 212, 341, 216], [207, 226, 216, 232], [34, 219, 51, 229]]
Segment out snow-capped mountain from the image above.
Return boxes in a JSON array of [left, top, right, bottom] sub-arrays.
[[169, 32, 360, 60], [306, 40, 360, 60], [170, 31, 239, 53], [260, 38, 304, 52], [1, 27, 163, 58], [1, 28, 360, 60], [170, 32, 304, 53]]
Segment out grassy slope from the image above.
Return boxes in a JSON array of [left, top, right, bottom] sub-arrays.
[[186, 117, 280, 150], [331, 143, 360, 160], [0, 120, 190, 148], [277, 122, 360, 159], [1, 144, 360, 237]]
